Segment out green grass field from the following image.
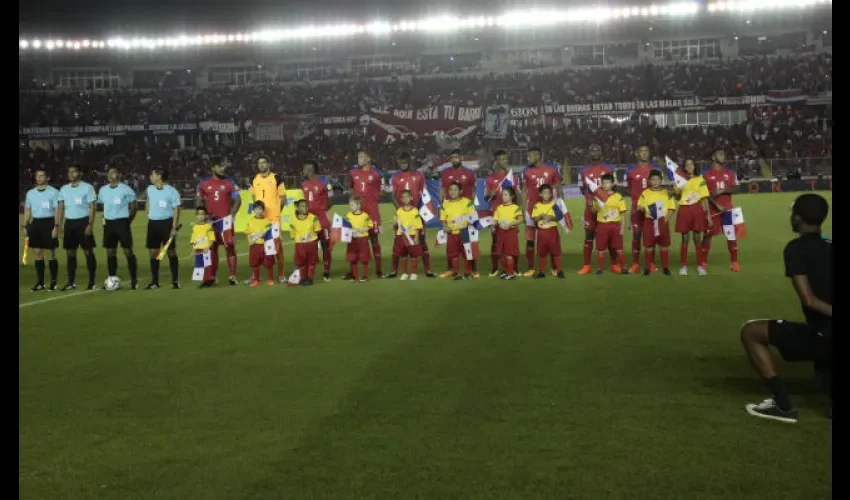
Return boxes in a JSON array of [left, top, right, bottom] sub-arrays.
[[20, 192, 832, 500]]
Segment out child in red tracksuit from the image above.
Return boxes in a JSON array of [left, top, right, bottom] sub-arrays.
[[530, 184, 565, 279], [245, 200, 276, 287], [493, 187, 522, 280], [289, 199, 321, 286], [345, 196, 374, 283], [390, 190, 424, 280]]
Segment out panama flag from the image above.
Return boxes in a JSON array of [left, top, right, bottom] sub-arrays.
[[552, 198, 574, 232], [584, 177, 607, 211], [435, 229, 448, 247], [192, 250, 213, 281], [648, 200, 666, 236], [467, 210, 493, 230], [399, 218, 417, 246], [500, 170, 516, 189], [722, 207, 747, 241], [263, 227, 277, 256], [330, 213, 353, 243], [461, 225, 480, 261], [419, 186, 437, 222], [212, 215, 234, 245], [665, 156, 689, 190]]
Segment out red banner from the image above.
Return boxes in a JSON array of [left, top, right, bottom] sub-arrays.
[[366, 105, 481, 139]]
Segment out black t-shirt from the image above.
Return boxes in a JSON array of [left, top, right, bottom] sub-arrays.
[[783, 233, 833, 333]]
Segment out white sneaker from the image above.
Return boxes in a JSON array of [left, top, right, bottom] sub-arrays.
[[697, 266, 708, 276], [679, 267, 688, 276], [410, 274, 418, 281], [400, 274, 409, 281]]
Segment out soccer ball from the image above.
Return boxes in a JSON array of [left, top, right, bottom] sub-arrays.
[[104, 276, 121, 291]]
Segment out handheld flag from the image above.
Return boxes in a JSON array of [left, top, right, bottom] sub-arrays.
[[435, 229, 448, 247], [398, 218, 417, 246], [192, 250, 213, 281], [500, 170, 515, 189], [584, 177, 607, 211], [330, 213, 353, 243], [552, 199, 574, 232], [467, 210, 492, 230], [722, 207, 747, 241], [212, 215, 234, 245], [157, 224, 183, 261], [665, 156, 689, 190], [22, 237, 29, 265], [419, 186, 437, 222], [263, 226, 277, 256], [648, 200, 666, 237], [460, 226, 480, 261]]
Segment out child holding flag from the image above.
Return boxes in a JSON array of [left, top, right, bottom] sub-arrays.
[[289, 199, 321, 286], [439, 182, 478, 280], [245, 201, 276, 287], [637, 170, 678, 276], [530, 184, 565, 279], [591, 174, 629, 275], [345, 196, 374, 283], [673, 159, 712, 275], [390, 190, 424, 280], [493, 187, 523, 280], [190, 207, 216, 288]]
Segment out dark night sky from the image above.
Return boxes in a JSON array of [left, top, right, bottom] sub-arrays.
[[19, 0, 640, 35]]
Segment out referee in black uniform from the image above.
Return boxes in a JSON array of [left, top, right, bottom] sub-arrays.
[[740, 193, 832, 423]]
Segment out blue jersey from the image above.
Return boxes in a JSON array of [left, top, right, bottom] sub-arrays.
[[146, 184, 181, 221], [98, 183, 137, 220], [59, 181, 97, 220], [25, 186, 60, 219]]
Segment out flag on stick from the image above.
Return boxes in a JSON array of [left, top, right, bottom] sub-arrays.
[[665, 156, 689, 190], [22, 237, 29, 265], [648, 200, 666, 237], [192, 250, 213, 281], [330, 213, 353, 243], [552, 199, 574, 232], [157, 224, 183, 260], [212, 215, 234, 245], [722, 207, 747, 241]]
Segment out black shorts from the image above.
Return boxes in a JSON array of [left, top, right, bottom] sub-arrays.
[[28, 218, 58, 250], [63, 218, 96, 250], [103, 218, 133, 249], [768, 320, 832, 364], [146, 219, 174, 249]]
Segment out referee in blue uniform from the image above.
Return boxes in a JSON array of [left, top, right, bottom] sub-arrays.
[[96, 166, 139, 290], [58, 164, 98, 290], [23, 167, 61, 291], [145, 167, 182, 289]]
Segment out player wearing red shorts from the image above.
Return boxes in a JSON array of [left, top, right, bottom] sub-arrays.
[[301, 160, 333, 281], [636, 170, 677, 276], [703, 149, 741, 272], [389, 153, 435, 278], [484, 150, 513, 277], [577, 144, 614, 275], [521, 147, 561, 277], [348, 151, 384, 279], [196, 157, 242, 285], [590, 174, 629, 275], [625, 145, 660, 274], [673, 159, 712, 275]]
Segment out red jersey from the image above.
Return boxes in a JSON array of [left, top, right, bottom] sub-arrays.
[[626, 164, 657, 207], [523, 164, 561, 211], [703, 167, 738, 214], [485, 171, 512, 212], [579, 163, 614, 210], [349, 167, 383, 219], [440, 167, 477, 200], [197, 176, 240, 219], [301, 177, 330, 215], [390, 170, 424, 206]]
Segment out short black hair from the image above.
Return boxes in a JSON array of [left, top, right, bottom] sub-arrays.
[[528, 146, 541, 154], [295, 199, 307, 207], [449, 181, 462, 191], [538, 183, 552, 194], [209, 156, 224, 167], [196, 205, 208, 214], [400, 189, 413, 198], [257, 155, 271, 164], [152, 166, 169, 181], [253, 200, 266, 210], [107, 165, 120, 173], [304, 159, 319, 172], [494, 149, 507, 158], [399, 152, 411, 160], [792, 194, 829, 226], [601, 173, 615, 183], [68, 163, 82, 172], [648, 169, 663, 179], [450, 149, 462, 156]]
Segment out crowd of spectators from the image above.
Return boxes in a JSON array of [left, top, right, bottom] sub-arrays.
[[19, 53, 831, 128]]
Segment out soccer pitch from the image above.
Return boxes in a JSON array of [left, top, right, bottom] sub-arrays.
[[19, 192, 832, 500]]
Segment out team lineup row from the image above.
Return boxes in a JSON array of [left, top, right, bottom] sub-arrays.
[[22, 145, 743, 290]]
